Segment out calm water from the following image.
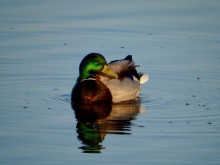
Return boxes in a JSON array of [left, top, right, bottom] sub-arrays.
[[0, 0, 220, 164]]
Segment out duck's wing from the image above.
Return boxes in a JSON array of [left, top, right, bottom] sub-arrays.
[[107, 55, 140, 79], [98, 55, 149, 103], [100, 76, 141, 103]]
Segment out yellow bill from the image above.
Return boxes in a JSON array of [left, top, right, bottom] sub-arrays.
[[101, 65, 118, 79]]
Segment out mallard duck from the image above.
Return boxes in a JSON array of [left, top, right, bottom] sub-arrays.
[[71, 53, 149, 103]]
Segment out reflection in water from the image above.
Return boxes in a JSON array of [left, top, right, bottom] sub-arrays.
[[71, 101, 147, 153]]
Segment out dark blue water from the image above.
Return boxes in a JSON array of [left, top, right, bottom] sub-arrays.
[[0, 0, 220, 164]]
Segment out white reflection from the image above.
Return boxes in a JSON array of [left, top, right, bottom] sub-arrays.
[[72, 102, 147, 153]]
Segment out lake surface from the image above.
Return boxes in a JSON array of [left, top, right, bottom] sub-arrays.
[[0, 0, 220, 164]]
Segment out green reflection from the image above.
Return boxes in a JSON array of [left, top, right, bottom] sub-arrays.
[[72, 100, 146, 153], [77, 122, 105, 153]]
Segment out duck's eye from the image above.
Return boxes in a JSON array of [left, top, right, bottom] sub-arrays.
[[94, 59, 99, 63]]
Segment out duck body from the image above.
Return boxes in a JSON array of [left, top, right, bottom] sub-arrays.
[[71, 78, 113, 103], [71, 53, 148, 104]]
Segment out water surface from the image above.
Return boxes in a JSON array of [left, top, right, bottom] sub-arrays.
[[0, 0, 220, 165]]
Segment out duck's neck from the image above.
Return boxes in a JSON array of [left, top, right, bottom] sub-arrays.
[[80, 69, 94, 81]]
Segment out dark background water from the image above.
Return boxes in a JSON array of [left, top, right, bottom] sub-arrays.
[[0, 0, 220, 164]]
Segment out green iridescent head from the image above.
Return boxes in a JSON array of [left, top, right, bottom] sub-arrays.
[[79, 53, 118, 81]]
